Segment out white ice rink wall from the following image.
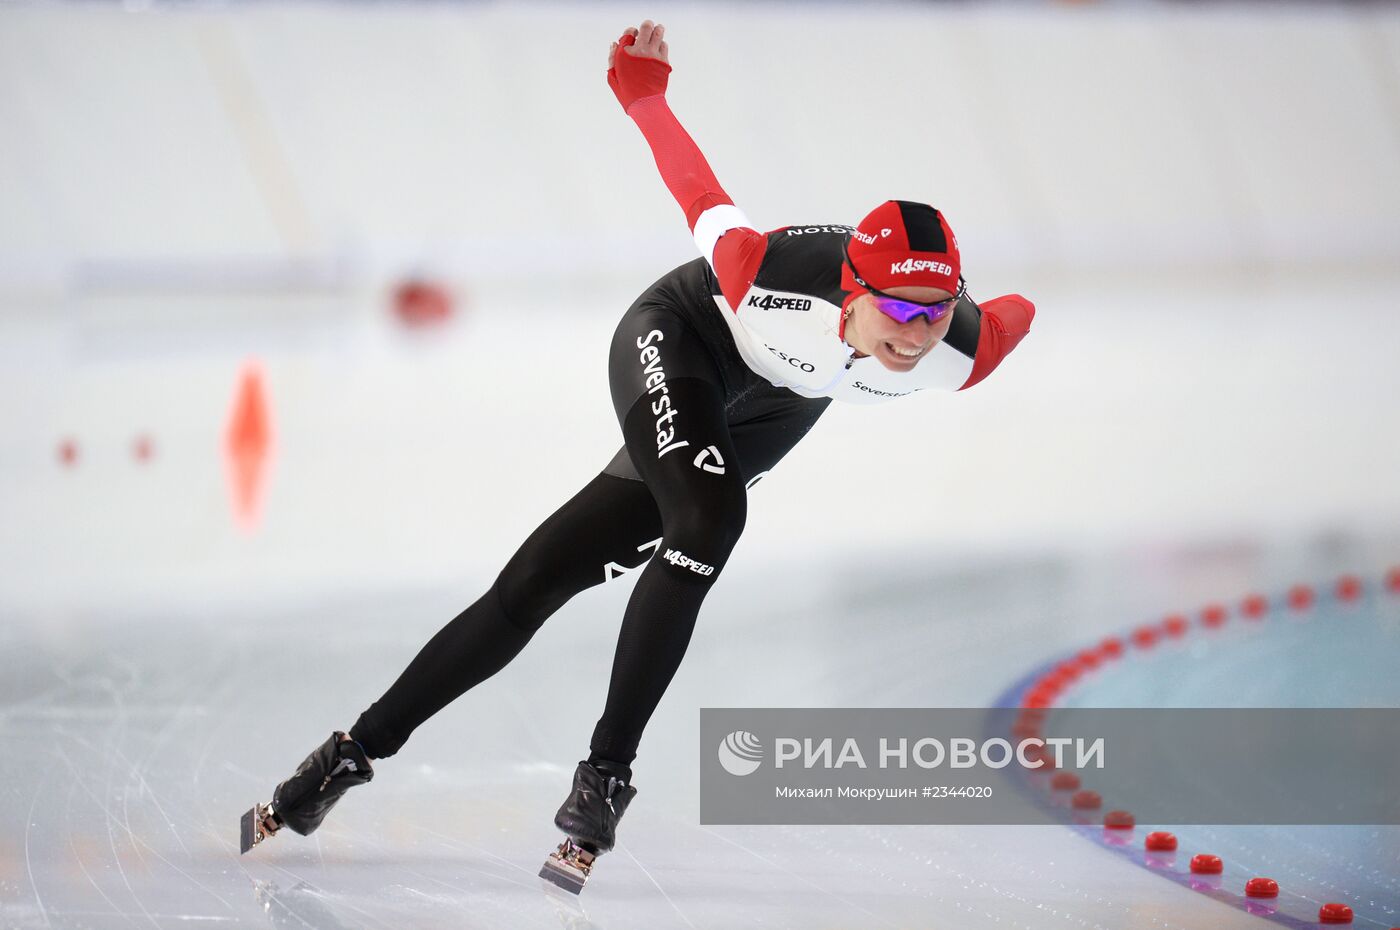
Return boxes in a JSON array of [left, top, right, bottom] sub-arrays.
[[5, 2, 1400, 280], [2, 1, 1399, 615]]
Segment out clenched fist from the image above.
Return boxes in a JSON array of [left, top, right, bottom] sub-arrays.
[[607, 19, 672, 113]]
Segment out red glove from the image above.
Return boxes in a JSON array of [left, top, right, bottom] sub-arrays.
[[984, 294, 1035, 341], [608, 33, 672, 113], [960, 294, 1035, 390]]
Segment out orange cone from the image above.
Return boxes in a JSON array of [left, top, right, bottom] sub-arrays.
[[225, 363, 272, 530]]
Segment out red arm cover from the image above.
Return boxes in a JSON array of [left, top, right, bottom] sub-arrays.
[[610, 37, 763, 309], [712, 227, 768, 312], [959, 295, 1036, 390], [625, 96, 765, 311], [627, 95, 734, 229]]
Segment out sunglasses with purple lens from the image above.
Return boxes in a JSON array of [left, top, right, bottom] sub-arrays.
[[845, 244, 967, 324], [867, 282, 966, 324]]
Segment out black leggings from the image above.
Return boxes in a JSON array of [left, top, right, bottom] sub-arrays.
[[350, 261, 830, 768]]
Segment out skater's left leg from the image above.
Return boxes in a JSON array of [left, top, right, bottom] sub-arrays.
[[586, 375, 748, 772], [547, 374, 743, 874]]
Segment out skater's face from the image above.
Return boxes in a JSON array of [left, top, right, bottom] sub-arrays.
[[845, 285, 957, 373]]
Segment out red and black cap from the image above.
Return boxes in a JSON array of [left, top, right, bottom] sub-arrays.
[[841, 200, 961, 305]]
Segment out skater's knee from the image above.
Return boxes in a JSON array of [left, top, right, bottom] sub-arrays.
[[663, 482, 747, 562], [495, 562, 569, 632]]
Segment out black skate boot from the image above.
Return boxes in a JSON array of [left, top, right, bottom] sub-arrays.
[[539, 760, 637, 894], [240, 731, 373, 854]]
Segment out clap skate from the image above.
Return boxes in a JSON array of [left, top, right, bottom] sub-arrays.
[[240, 731, 373, 854], [539, 760, 637, 894]]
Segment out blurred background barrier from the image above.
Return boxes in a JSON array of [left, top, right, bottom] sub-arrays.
[[1, 1, 1398, 615], [4, 2, 1400, 291]]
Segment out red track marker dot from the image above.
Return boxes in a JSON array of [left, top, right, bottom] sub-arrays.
[[1145, 831, 1177, 851], [1241, 594, 1268, 619], [1022, 740, 1055, 770], [1335, 575, 1362, 601], [1076, 649, 1101, 670], [1287, 584, 1315, 610], [1131, 625, 1159, 649], [1162, 614, 1188, 638], [57, 438, 79, 466], [1318, 902, 1354, 924], [1071, 790, 1101, 810], [1245, 877, 1279, 898], [1099, 637, 1124, 659], [1189, 853, 1223, 874], [392, 279, 454, 326], [1050, 772, 1080, 791], [1201, 604, 1228, 628], [1103, 810, 1134, 829], [133, 434, 154, 463], [1385, 567, 1400, 594]]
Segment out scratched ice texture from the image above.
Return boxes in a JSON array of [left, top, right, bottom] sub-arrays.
[[4, 537, 1398, 930]]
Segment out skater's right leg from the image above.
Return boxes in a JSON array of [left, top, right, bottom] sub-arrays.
[[347, 471, 662, 760]]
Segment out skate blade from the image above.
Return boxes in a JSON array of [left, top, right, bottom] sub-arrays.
[[240, 802, 278, 854], [539, 855, 587, 895], [538, 841, 594, 895]]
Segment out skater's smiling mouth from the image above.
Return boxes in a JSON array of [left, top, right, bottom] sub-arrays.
[[881, 340, 931, 364], [870, 335, 938, 371]]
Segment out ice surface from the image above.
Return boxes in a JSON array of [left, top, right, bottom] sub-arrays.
[[1006, 583, 1400, 929], [4, 542, 1397, 928]]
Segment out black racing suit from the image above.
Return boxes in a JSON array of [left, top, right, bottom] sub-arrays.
[[349, 257, 830, 768]]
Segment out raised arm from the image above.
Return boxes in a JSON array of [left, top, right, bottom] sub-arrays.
[[607, 21, 765, 310]]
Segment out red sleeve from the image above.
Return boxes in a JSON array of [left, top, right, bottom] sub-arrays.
[[959, 295, 1036, 390], [711, 227, 768, 312], [627, 95, 734, 229], [625, 95, 766, 311]]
